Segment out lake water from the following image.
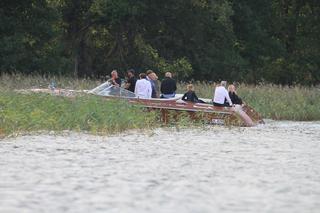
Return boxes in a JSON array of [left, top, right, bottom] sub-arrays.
[[0, 120, 320, 213]]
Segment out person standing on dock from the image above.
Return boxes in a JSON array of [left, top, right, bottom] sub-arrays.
[[160, 72, 177, 98], [134, 73, 152, 99], [213, 81, 233, 107]]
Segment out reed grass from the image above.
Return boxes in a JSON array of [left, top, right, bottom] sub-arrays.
[[0, 91, 157, 137], [1, 73, 319, 137], [0, 73, 99, 91], [178, 82, 320, 121]]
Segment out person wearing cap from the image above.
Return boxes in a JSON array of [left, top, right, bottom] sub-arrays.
[[125, 69, 137, 93], [160, 72, 177, 98], [134, 73, 152, 99], [213, 81, 232, 107]]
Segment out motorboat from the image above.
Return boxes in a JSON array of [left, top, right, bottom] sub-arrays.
[[89, 83, 264, 126], [21, 82, 264, 126]]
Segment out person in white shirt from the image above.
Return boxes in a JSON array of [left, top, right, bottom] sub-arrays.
[[213, 81, 233, 107], [134, 73, 152, 99]]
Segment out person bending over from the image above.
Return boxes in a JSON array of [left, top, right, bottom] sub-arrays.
[[228, 84, 243, 105], [134, 73, 152, 99], [160, 72, 177, 98], [213, 81, 232, 107]]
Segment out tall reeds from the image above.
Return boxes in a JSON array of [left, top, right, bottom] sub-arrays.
[[178, 82, 320, 121], [1, 74, 319, 137], [0, 92, 156, 136]]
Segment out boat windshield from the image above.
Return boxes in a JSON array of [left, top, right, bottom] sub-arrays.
[[89, 82, 137, 98]]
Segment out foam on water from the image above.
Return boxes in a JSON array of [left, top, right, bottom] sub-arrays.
[[0, 120, 320, 213]]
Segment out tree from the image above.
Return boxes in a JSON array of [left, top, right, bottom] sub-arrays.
[[0, 0, 69, 74], [0, 0, 319, 84]]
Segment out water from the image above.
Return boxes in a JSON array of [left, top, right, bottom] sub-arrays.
[[0, 121, 320, 213]]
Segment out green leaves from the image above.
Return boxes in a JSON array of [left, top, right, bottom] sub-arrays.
[[0, 0, 320, 84], [0, 0, 70, 75]]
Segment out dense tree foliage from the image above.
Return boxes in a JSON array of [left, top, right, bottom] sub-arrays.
[[0, 0, 319, 84]]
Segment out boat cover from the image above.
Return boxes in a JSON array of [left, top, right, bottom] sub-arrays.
[[89, 82, 137, 98]]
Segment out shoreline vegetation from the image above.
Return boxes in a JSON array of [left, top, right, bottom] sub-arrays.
[[1, 74, 320, 137], [0, 92, 157, 137], [177, 83, 320, 121]]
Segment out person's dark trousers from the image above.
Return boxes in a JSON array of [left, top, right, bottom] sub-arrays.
[[213, 102, 230, 107]]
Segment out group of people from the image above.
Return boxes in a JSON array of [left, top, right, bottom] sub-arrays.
[[108, 69, 177, 99], [181, 81, 243, 106], [212, 81, 243, 107], [108, 69, 243, 106]]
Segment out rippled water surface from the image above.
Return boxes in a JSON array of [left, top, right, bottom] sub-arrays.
[[1, 121, 320, 213]]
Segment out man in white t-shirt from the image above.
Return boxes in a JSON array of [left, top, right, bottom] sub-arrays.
[[213, 81, 233, 107], [134, 73, 152, 99]]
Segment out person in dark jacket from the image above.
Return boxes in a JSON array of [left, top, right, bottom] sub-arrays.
[[160, 72, 177, 98], [109, 70, 121, 87], [125, 69, 137, 92], [151, 72, 160, 97], [182, 84, 198, 102], [146, 70, 158, 98], [227, 84, 243, 105], [182, 84, 205, 103]]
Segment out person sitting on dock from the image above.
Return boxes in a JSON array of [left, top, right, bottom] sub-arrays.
[[228, 84, 243, 105], [182, 84, 205, 103], [213, 81, 232, 107], [109, 70, 121, 87], [125, 69, 137, 93], [134, 73, 152, 99], [160, 72, 177, 98]]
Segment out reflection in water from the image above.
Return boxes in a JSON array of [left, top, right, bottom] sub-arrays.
[[0, 121, 320, 213]]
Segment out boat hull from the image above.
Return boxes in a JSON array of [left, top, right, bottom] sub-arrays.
[[17, 88, 264, 127], [127, 98, 263, 127]]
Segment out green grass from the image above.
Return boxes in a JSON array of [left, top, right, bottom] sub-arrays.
[[178, 83, 320, 121], [0, 92, 157, 137], [238, 85, 320, 121], [0, 73, 99, 91], [1, 74, 319, 137]]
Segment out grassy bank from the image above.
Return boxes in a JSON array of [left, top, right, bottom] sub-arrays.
[[0, 92, 157, 137]]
